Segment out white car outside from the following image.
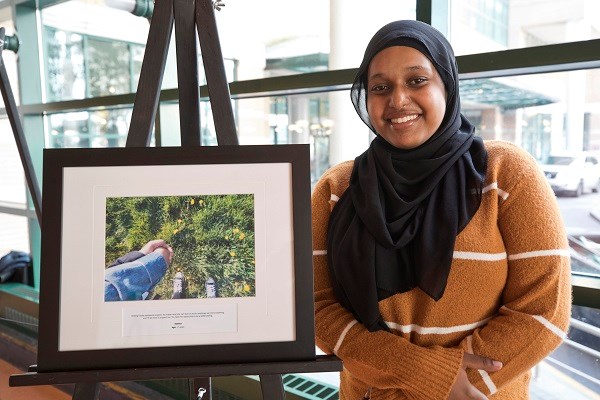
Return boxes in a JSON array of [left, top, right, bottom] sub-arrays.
[[540, 152, 600, 197]]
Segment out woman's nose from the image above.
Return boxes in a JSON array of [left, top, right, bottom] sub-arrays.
[[390, 88, 409, 108]]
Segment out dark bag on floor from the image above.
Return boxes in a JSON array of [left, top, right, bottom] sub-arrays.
[[0, 251, 33, 286]]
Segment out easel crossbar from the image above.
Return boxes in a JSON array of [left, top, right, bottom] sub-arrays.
[[9, 356, 342, 387]]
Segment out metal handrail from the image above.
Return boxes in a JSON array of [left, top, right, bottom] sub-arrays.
[[563, 337, 600, 360], [544, 356, 600, 387], [570, 318, 600, 338]]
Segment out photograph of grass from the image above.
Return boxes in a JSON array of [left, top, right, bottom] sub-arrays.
[[104, 194, 255, 301]]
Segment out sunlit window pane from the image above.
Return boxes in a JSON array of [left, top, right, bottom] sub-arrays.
[[40, 0, 416, 96], [41, 0, 148, 101], [46, 108, 134, 148], [0, 119, 26, 204], [450, 0, 600, 56], [0, 213, 30, 255], [44, 27, 85, 101], [87, 37, 132, 97], [158, 92, 346, 185]]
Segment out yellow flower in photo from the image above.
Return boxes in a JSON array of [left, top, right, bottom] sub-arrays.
[[173, 229, 178, 234], [239, 233, 245, 240], [230, 251, 236, 257], [177, 219, 182, 224], [233, 228, 239, 233], [225, 235, 229, 240], [199, 199, 204, 205], [190, 199, 195, 205], [251, 260, 255, 264], [244, 284, 250, 292]]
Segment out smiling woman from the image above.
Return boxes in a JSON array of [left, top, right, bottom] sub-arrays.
[[312, 20, 571, 400]]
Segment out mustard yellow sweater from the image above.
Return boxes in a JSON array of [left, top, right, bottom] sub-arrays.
[[311, 140, 571, 399]]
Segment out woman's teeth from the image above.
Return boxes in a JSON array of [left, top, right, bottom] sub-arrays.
[[391, 115, 418, 124]]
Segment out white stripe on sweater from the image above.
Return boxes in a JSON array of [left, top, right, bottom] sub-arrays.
[[465, 335, 474, 353], [532, 315, 567, 339], [453, 251, 507, 261], [508, 249, 570, 260], [334, 320, 358, 354], [331, 194, 340, 202], [480, 370, 498, 395], [386, 317, 491, 335], [313, 250, 327, 256], [482, 182, 509, 200], [501, 306, 567, 339], [464, 335, 498, 395], [453, 249, 568, 262]]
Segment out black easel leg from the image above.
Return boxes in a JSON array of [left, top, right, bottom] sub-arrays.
[[259, 374, 285, 400], [190, 377, 212, 400], [72, 382, 100, 400], [126, 0, 175, 147], [195, 0, 238, 146], [174, 0, 201, 146]]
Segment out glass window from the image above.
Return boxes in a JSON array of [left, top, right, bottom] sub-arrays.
[[41, 0, 149, 101], [40, 0, 416, 94], [460, 70, 600, 158], [87, 37, 133, 97], [215, 0, 416, 79], [158, 92, 337, 184], [0, 213, 30, 254], [41, 0, 149, 44], [47, 107, 134, 148], [450, 0, 600, 56], [131, 44, 144, 90], [0, 119, 26, 204], [43, 25, 145, 101], [44, 27, 85, 101]]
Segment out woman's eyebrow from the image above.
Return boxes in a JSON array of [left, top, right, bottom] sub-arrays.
[[368, 72, 386, 80], [368, 65, 432, 80], [406, 65, 429, 72]]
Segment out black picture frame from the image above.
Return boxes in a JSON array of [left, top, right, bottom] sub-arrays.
[[37, 144, 315, 372]]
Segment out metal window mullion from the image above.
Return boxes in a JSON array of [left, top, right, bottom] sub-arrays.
[[83, 34, 90, 99], [129, 43, 134, 93]]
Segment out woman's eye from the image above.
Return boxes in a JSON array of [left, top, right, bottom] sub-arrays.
[[370, 84, 388, 92], [409, 77, 427, 85]]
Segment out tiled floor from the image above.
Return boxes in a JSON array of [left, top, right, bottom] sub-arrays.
[[0, 358, 70, 400]]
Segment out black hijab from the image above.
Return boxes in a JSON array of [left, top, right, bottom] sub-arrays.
[[327, 20, 487, 332]]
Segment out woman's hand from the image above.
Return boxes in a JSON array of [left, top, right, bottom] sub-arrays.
[[448, 353, 502, 400], [140, 239, 174, 264]]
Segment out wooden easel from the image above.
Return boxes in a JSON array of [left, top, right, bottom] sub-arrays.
[[125, 0, 238, 148], [10, 357, 342, 400], [3, 0, 342, 398]]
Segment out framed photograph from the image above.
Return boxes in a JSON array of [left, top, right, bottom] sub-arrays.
[[37, 144, 315, 372]]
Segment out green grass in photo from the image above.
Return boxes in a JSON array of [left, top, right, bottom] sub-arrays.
[[105, 194, 255, 299]]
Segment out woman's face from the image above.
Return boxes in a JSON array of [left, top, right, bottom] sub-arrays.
[[366, 46, 447, 149]]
